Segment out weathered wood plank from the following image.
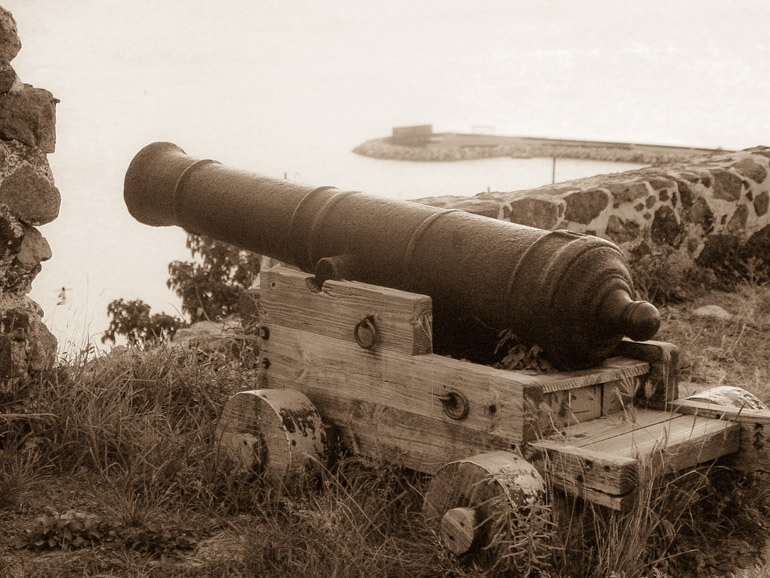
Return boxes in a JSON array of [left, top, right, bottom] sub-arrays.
[[259, 324, 526, 472], [259, 268, 433, 355], [602, 378, 639, 415], [725, 424, 770, 473], [672, 399, 770, 473], [523, 357, 650, 395], [529, 442, 638, 495], [615, 339, 679, 409], [585, 414, 741, 475], [532, 408, 677, 448], [529, 411, 741, 510], [527, 404, 671, 447]]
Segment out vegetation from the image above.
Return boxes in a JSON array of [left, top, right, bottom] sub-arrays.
[[102, 298, 185, 348], [4, 241, 770, 575], [103, 233, 260, 347], [1, 276, 768, 575], [167, 233, 260, 324]]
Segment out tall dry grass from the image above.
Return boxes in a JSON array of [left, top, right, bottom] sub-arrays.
[[1, 283, 770, 576]]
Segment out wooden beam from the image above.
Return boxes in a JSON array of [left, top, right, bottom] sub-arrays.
[[529, 410, 741, 510], [260, 324, 527, 473], [615, 339, 679, 409], [672, 398, 770, 473], [260, 268, 434, 355]]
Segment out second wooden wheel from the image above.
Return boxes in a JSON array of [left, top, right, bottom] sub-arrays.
[[423, 451, 549, 564], [216, 389, 326, 486]]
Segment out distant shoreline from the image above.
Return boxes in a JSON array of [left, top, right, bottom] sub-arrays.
[[353, 132, 728, 165]]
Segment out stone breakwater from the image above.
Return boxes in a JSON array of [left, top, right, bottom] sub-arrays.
[[354, 134, 725, 165], [0, 6, 58, 383], [415, 146, 770, 279]]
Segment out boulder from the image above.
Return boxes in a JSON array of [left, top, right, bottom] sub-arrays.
[[0, 7, 21, 63], [15, 224, 51, 270], [0, 163, 60, 224], [0, 85, 58, 153]]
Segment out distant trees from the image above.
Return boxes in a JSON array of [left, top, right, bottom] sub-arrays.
[[103, 233, 260, 347]]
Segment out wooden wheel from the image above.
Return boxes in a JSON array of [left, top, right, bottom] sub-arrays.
[[423, 451, 549, 563], [216, 389, 326, 486]]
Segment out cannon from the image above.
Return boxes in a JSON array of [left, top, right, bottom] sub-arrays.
[[125, 141, 659, 369], [124, 142, 770, 566]]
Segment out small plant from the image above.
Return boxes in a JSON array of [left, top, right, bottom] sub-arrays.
[[494, 330, 558, 373], [25, 509, 116, 551]]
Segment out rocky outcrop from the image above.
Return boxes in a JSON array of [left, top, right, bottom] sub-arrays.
[[0, 6, 58, 383], [417, 147, 770, 280]]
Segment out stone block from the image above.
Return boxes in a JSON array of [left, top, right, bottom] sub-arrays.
[[0, 7, 21, 63], [452, 199, 502, 219], [508, 197, 560, 229], [0, 85, 58, 152], [563, 188, 608, 224], [0, 302, 56, 376], [651, 205, 684, 247], [753, 192, 768, 217], [15, 224, 51, 269], [727, 205, 748, 234], [0, 62, 21, 93], [605, 215, 641, 245], [733, 158, 767, 183], [608, 181, 649, 207], [0, 164, 60, 224], [0, 204, 23, 257], [711, 169, 742, 201], [689, 197, 715, 233]]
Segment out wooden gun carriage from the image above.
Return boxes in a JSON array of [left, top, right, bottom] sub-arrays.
[[124, 142, 770, 558]]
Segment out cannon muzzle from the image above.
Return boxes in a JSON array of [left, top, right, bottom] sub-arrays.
[[124, 142, 659, 368]]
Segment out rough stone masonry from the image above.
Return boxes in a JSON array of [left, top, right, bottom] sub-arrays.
[[0, 6, 58, 384], [418, 146, 770, 285]]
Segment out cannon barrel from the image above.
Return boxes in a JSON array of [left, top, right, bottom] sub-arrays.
[[124, 142, 659, 368]]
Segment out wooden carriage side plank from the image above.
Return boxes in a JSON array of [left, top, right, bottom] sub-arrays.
[[260, 268, 433, 355], [615, 339, 680, 408], [260, 324, 527, 446], [305, 392, 516, 474]]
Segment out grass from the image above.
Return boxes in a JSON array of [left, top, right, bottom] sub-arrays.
[[1, 281, 769, 576]]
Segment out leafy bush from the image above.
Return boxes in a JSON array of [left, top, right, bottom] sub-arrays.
[[167, 233, 260, 323], [102, 298, 185, 347]]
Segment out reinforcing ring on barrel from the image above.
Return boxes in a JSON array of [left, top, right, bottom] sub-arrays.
[[353, 315, 377, 349], [438, 391, 470, 420]]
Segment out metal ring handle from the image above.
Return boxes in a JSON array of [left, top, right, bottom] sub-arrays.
[[353, 315, 377, 350]]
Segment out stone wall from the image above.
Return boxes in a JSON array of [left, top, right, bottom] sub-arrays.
[[0, 6, 58, 383], [417, 147, 770, 282]]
